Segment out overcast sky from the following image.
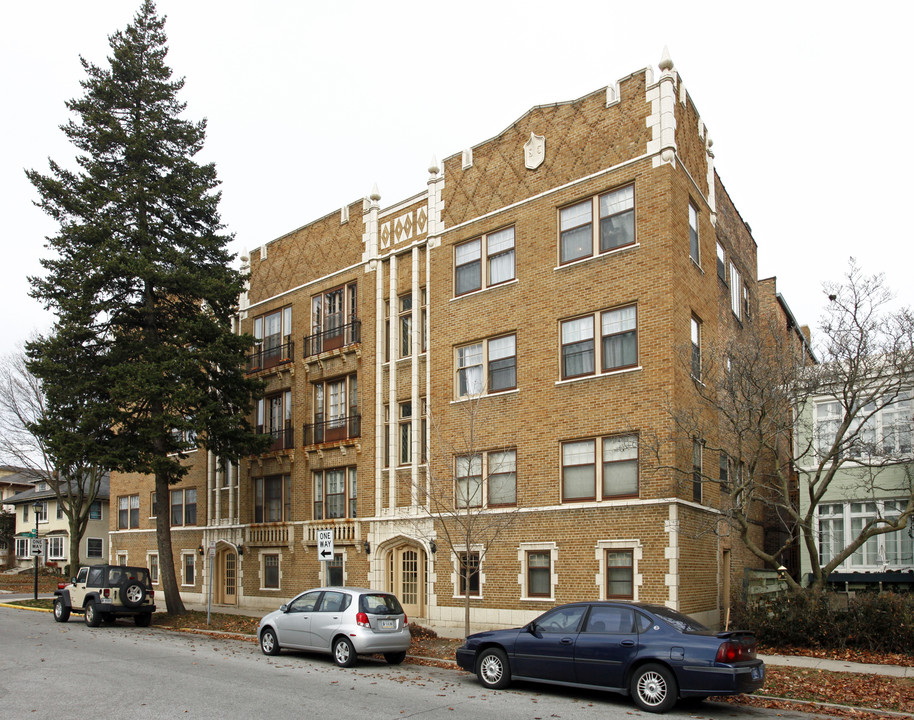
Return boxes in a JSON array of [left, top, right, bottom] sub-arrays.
[[3, 1, 911, 360]]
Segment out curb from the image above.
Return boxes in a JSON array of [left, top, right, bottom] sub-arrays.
[[0, 602, 51, 613]]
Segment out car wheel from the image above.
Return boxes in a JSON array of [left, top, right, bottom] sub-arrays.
[[384, 651, 406, 665], [134, 613, 152, 627], [477, 647, 511, 690], [332, 637, 356, 667], [120, 579, 146, 609], [53, 598, 70, 623], [260, 627, 280, 656], [85, 601, 101, 627], [630, 663, 678, 713]]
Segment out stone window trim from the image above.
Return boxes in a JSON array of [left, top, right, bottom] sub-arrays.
[[595, 539, 643, 600], [518, 541, 558, 601], [259, 550, 282, 591], [451, 544, 485, 600]]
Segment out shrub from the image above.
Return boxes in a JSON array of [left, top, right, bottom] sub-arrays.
[[732, 590, 914, 655]]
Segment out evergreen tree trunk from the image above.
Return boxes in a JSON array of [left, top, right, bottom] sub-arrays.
[[155, 472, 185, 614]]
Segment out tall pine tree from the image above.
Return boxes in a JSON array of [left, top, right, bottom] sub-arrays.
[[26, 0, 265, 614]]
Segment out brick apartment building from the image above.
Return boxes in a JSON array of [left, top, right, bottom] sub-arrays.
[[109, 51, 801, 632]]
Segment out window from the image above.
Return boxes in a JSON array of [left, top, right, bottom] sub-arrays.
[[730, 263, 742, 319], [527, 551, 551, 597], [148, 553, 158, 582], [815, 400, 842, 456], [563, 435, 639, 501], [560, 186, 635, 264], [34, 502, 48, 523], [327, 553, 344, 586], [311, 374, 359, 444], [456, 334, 517, 397], [253, 305, 293, 369], [57, 504, 64, 520], [561, 316, 594, 379], [818, 500, 914, 569], [606, 549, 634, 599], [399, 294, 412, 357], [87, 537, 103, 558], [689, 202, 699, 263], [456, 449, 517, 508], [170, 488, 197, 526], [257, 389, 293, 451], [690, 316, 701, 380], [313, 467, 357, 520], [743, 285, 752, 321], [719, 452, 730, 493], [399, 401, 412, 465], [455, 227, 515, 296], [692, 440, 703, 503], [601, 306, 637, 371], [263, 553, 280, 589], [458, 551, 480, 597], [89, 501, 102, 520], [183, 553, 195, 586], [602, 435, 638, 497], [308, 282, 358, 355], [116, 552, 127, 566], [562, 307, 638, 380], [815, 394, 913, 458], [716, 242, 726, 281], [253, 475, 291, 523], [15, 537, 29, 558], [118, 495, 139, 529], [48, 536, 65, 560]]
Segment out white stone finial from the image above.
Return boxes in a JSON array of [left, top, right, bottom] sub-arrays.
[[240, 247, 249, 264], [370, 183, 381, 203], [659, 46, 674, 73], [428, 155, 440, 176]]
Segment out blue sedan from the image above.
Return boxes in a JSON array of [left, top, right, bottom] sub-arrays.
[[455, 601, 764, 713]]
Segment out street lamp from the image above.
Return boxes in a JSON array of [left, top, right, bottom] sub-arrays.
[[32, 499, 42, 600]]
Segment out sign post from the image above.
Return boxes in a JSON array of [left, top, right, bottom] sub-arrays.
[[207, 542, 216, 625]]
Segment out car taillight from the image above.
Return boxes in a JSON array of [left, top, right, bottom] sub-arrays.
[[356, 612, 370, 628], [103, 588, 110, 599], [57, 582, 67, 590], [403, 614, 408, 626], [716, 639, 755, 663], [148, 590, 154, 600]]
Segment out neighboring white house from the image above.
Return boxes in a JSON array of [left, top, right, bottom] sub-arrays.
[[6, 475, 110, 573], [797, 388, 914, 587]]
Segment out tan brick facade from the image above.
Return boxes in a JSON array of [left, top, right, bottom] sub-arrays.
[[109, 54, 789, 633]]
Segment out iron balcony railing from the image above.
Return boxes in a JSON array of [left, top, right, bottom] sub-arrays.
[[303, 413, 361, 445], [257, 422, 295, 452], [246, 339, 295, 373], [303, 318, 361, 357]]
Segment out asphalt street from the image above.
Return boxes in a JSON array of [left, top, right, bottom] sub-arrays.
[[0, 606, 841, 719]]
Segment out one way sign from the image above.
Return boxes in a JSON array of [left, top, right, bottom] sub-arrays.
[[317, 529, 334, 562]]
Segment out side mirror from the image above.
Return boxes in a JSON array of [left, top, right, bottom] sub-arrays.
[[70, 577, 77, 584], [279, 604, 288, 613], [526, 621, 538, 634]]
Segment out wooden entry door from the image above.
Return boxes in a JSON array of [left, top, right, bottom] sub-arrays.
[[390, 546, 424, 618], [215, 548, 237, 605]]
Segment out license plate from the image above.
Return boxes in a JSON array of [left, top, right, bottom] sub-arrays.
[[751, 666, 763, 680], [379, 619, 395, 630]]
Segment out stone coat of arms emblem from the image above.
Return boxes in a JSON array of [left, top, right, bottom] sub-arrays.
[[524, 133, 545, 170]]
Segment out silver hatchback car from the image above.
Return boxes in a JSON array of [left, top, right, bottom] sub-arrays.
[[258, 586, 411, 667]]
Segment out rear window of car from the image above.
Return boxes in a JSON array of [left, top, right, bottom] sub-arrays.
[[359, 594, 403, 615], [649, 606, 709, 633]]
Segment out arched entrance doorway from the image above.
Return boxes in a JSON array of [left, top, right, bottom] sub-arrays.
[[213, 546, 238, 606], [388, 544, 425, 618]]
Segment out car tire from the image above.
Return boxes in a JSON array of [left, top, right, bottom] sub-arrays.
[[120, 579, 147, 609], [630, 663, 678, 713], [134, 613, 152, 627], [53, 598, 70, 623], [384, 651, 407, 665], [260, 627, 280, 656], [85, 601, 101, 627], [477, 647, 511, 690], [332, 637, 356, 667]]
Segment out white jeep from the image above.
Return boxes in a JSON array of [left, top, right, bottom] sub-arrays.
[[54, 564, 156, 627]]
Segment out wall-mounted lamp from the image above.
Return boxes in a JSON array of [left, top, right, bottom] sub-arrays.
[[197, 545, 204, 556], [429, 540, 437, 554], [237, 545, 244, 556], [363, 540, 371, 555], [776, 565, 788, 580]]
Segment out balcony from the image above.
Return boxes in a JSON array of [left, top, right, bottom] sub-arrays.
[[247, 524, 291, 547], [258, 422, 295, 452], [306, 521, 359, 544], [303, 413, 361, 446], [246, 339, 295, 373], [304, 319, 361, 357]]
